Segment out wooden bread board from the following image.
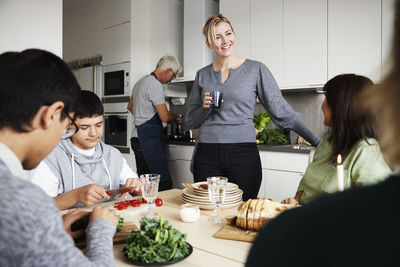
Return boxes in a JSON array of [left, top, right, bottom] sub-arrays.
[[75, 222, 138, 248], [213, 224, 258, 242]]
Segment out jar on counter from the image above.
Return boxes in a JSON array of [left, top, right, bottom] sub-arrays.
[[180, 204, 200, 223]]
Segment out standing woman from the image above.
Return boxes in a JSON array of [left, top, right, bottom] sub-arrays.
[[185, 14, 320, 200]]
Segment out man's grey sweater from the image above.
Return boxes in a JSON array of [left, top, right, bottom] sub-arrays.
[[186, 59, 320, 146], [0, 159, 116, 267]]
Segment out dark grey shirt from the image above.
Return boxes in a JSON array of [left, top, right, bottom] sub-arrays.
[[186, 59, 320, 146], [132, 75, 165, 126], [0, 158, 116, 267]]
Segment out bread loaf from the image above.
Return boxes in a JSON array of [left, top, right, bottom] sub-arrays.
[[232, 198, 297, 231]]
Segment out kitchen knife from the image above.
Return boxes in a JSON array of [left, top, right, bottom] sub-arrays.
[[105, 187, 136, 197]]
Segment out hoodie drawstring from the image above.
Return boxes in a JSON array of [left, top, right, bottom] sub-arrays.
[[70, 152, 113, 190]]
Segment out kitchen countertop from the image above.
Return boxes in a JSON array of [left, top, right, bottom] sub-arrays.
[[165, 139, 314, 154]]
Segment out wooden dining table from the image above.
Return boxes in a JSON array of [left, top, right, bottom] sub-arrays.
[[85, 189, 253, 266]]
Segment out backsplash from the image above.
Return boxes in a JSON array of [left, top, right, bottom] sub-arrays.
[[169, 84, 329, 144]]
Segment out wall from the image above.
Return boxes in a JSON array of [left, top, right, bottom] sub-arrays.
[[0, 0, 62, 57]]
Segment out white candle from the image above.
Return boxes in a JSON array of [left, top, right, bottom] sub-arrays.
[[336, 154, 344, 191]]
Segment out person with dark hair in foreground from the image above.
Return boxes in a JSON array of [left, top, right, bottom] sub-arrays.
[[282, 74, 390, 205], [0, 49, 118, 266], [246, 1, 400, 266], [31, 90, 140, 210]]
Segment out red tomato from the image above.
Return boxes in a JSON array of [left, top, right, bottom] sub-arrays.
[[141, 198, 147, 204], [155, 198, 163, 207]]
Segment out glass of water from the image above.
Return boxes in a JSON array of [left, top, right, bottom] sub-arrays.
[[207, 176, 228, 223], [140, 174, 160, 218]]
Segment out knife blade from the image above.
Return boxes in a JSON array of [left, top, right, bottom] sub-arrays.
[[105, 187, 136, 197]]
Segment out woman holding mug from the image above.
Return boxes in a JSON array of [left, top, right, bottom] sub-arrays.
[[185, 14, 320, 200]]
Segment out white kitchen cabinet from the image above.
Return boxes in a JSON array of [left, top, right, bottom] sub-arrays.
[[101, 22, 131, 65], [382, 0, 396, 77], [101, 0, 131, 29], [166, 145, 195, 188], [220, 0, 251, 59], [63, 0, 131, 65], [150, 0, 184, 74], [183, 0, 218, 80], [265, 170, 304, 202], [258, 151, 310, 202], [328, 0, 382, 81], [283, 0, 327, 88], [250, 0, 283, 86]]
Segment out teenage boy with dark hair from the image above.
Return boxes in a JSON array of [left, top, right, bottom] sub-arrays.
[[0, 49, 118, 266], [31, 90, 141, 210]]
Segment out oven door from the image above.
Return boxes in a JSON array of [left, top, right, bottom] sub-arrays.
[[104, 70, 125, 96], [104, 112, 130, 154]]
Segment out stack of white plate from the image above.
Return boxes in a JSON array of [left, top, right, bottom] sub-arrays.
[[181, 182, 243, 210]]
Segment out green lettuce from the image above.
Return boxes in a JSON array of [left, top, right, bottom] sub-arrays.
[[124, 217, 190, 263]]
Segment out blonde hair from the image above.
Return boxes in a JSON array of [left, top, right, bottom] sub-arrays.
[[203, 14, 234, 48], [156, 55, 182, 75], [361, 0, 400, 169]]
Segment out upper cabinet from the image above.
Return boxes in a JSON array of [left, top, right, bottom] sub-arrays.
[[220, 0, 251, 59], [249, 0, 283, 86], [150, 0, 183, 72], [283, 0, 327, 88], [63, 0, 131, 65], [183, 0, 218, 80], [328, 0, 381, 81], [382, 0, 396, 77], [221, 0, 394, 89]]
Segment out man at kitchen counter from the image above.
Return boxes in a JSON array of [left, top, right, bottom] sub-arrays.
[[31, 90, 141, 210], [0, 49, 118, 266], [127, 55, 182, 191]]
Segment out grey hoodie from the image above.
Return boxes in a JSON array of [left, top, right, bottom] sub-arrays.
[[44, 139, 123, 204]]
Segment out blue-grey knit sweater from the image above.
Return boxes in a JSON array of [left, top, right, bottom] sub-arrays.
[[0, 159, 116, 267], [186, 59, 320, 146]]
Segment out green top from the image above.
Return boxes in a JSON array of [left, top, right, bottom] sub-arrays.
[[298, 137, 391, 204]]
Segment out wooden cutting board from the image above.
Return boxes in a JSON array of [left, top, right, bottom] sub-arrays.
[[213, 224, 258, 242], [75, 222, 138, 248]]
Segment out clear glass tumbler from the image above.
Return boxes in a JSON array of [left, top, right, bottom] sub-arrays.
[[140, 174, 160, 218], [207, 176, 228, 223]]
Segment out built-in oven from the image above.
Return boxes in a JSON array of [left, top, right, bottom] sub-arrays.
[[103, 102, 131, 154], [103, 61, 130, 98]]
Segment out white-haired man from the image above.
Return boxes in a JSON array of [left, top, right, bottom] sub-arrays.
[[127, 55, 182, 190]]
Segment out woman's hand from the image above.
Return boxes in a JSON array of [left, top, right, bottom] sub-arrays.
[[281, 198, 299, 205], [203, 92, 213, 108], [63, 209, 90, 239], [281, 191, 303, 205]]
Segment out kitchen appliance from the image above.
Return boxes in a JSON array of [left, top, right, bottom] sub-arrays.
[[103, 102, 132, 154], [72, 65, 102, 98], [103, 62, 130, 98]]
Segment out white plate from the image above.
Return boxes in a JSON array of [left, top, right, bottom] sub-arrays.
[[182, 197, 242, 210], [182, 194, 243, 204], [191, 188, 241, 197], [191, 181, 239, 192], [182, 195, 243, 204], [182, 188, 243, 201]]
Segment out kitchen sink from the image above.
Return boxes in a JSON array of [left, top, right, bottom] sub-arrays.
[[278, 144, 314, 150]]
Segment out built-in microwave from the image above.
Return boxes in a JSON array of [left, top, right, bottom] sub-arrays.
[[103, 62, 130, 98]]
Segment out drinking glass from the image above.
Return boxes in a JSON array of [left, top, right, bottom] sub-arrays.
[[207, 176, 228, 223], [140, 174, 160, 218]]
